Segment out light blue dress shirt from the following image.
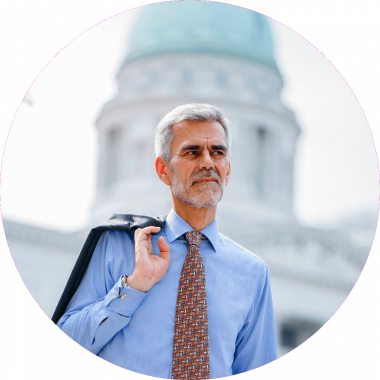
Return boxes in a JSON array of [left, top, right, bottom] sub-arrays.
[[58, 209, 278, 378]]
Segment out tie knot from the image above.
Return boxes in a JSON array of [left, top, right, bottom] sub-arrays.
[[184, 231, 206, 247]]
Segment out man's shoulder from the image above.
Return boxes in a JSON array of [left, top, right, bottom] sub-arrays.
[[95, 213, 166, 240], [218, 232, 268, 268], [98, 228, 136, 249], [100, 227, 165, 246], [101, 228, 133, 238]]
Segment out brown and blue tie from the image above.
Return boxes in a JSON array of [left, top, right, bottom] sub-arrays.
[[171, 231, 211, 379]]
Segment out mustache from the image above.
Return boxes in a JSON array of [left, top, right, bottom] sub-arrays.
[[190, 168, 221, 184]]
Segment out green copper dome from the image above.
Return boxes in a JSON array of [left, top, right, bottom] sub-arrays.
[[123, 1, 278, 71]]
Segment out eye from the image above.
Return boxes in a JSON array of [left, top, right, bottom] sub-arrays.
[[187, 150, 198, 156]]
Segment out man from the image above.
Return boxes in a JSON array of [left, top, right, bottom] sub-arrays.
[[58, 104, 278, 378]]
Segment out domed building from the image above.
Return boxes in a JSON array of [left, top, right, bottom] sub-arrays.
[[92, 1, 299, 229]]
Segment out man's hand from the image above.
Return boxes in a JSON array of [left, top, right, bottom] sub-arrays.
[[127, 226, 171, 293]]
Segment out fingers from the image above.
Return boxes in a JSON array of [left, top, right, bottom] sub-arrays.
[[158, 236, 170, 262], [134, 226, 161, 242], [134, 227, 170, 264]]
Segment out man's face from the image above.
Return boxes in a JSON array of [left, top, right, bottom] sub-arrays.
[[166, 120, 231, 209]]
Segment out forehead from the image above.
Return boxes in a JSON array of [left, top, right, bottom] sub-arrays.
[[171, 120, 227, 148]]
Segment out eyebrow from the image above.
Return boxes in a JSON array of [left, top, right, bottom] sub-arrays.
[[180, 144, 202, 153], [179, 144, 228, 154], [211, 144, 227, 152]]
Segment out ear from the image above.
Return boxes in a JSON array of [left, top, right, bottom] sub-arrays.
[[224, 160, 231, 187], [155, 157, 171, 186]]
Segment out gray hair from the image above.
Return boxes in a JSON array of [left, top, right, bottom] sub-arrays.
[[155, 103, 231, 163]]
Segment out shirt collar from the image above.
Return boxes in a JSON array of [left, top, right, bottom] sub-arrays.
[[164, 208, 219, 252]]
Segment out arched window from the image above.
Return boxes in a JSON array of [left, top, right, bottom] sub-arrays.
[[256, 126, 271, 198], [103, 127, 121, 189]]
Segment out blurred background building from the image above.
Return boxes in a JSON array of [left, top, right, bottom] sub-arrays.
[[4, 1, 377, 357]]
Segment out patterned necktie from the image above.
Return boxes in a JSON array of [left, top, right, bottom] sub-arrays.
[[172, 231, 211, 380]]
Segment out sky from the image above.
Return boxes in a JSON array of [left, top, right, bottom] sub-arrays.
[[0, 2, 378, 232]]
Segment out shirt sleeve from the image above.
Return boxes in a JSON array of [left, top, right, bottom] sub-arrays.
[[57, 231, 147, 355], [232, 264, 278, 374]]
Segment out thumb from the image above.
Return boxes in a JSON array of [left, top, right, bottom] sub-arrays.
[[158, 236, 170, 262]]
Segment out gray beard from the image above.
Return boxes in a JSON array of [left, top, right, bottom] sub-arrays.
[[170, 167, 225, 209]]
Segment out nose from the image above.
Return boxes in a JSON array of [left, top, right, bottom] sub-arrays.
[[198, 149, 214, 170]]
